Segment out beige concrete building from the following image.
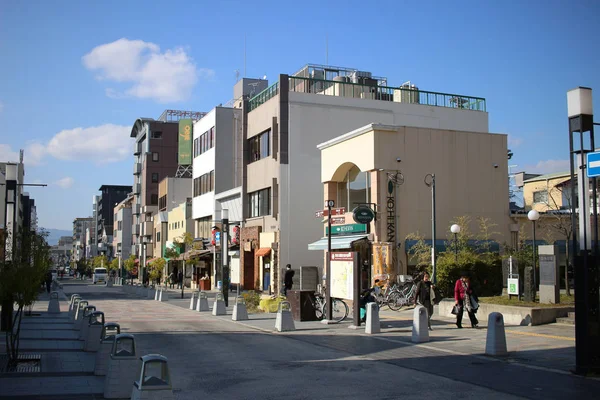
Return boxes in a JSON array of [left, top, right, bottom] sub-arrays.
[[241, 64, 489, 293], [522, 172, 572, 213], [314, 123, 509, 281]]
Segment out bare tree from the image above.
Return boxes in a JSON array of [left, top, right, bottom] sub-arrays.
[[544, 180, 574, 296]]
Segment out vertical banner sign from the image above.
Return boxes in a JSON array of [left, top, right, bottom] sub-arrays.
[[386, 180, 395, 243], [330, 252, 356, 300], [178, 119, 193, 165]]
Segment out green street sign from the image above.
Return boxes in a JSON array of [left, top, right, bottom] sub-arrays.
[[352, 205, 375, 224], [326, 223, 367, 236]]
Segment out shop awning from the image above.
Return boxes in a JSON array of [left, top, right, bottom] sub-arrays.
[[308, 235, 368, 251], [177, 249, 212, 260], [255, 248, 271, 257]]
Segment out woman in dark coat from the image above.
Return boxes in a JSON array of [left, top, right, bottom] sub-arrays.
[[415, 272, 434, 330], [454, 272, 479, 329]]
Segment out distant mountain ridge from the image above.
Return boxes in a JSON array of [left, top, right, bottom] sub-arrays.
[[42, 228, 72, 246]]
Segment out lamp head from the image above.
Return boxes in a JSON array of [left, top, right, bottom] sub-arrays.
[[528, 210, 540, 221], [450, 224, 461, 234]]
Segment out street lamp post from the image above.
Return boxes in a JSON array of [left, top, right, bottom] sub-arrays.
[[450, 224, 461, 263], [424, 174, 437, 283], [221, 209, 230, 307], [527, 209, 540, 301]]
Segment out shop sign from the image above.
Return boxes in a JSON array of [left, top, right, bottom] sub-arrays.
[[331, 216, 345, 225], [507, 278, 519, 295], [326, 223, 367, 236], [352, 205, 375, 224], [387, 179, 396, 243]]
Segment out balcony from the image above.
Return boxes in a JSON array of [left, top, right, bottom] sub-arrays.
[[132, 204, 141, 215], [248, 76, 486, 112], [133, 163, 141, 175], [141, 221, 153, 237], [133, 224, 140, 236], [134, 183, 141, 194]]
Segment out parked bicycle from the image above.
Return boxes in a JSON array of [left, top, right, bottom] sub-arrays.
[[387, 271, 426, 311], [312, 285, 349, 323]]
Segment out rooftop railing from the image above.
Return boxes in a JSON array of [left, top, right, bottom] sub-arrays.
[[248, 82, 280, 111], [248, 76, 486, 112]]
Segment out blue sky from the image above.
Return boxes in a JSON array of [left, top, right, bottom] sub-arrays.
[[1, 0, 599, 230]]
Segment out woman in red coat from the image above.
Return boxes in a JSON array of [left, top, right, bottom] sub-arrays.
[[454, 272, 479, 329]]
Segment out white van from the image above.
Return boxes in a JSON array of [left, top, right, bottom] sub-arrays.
[[93, 268, 108, 284]]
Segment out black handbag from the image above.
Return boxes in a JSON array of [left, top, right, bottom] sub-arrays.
[[451, 304, 462, 315]]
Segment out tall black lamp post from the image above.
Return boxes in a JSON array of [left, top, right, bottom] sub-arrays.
[[527, 209, 540, 301], [424, 174, 437, 283], [567, 86, 600, 375], [221, 209, 230, 307]]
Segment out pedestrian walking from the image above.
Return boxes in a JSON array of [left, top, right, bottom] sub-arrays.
[[283, 264, 294, 296], [45, 270, 52, 293], [177, 270, 183, 289], [454, 272, 479, 329], [415, 272, 434, 330], [168, 271, 175, 289]]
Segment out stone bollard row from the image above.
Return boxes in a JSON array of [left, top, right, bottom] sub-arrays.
[[232, 296, 248, 321], [69, 297, 82, 322], [130, 354, 175, 400], [84, 311, 105, 352], [79, 306, 96, 340], [147, 287, 155, 300], [196, 292, 209, 312], [95, 323, 121, 376], [74, 301, 89, 329], [212, 293, 226, 316], [104, 334, 140, 399], [275, 301, 295, 332]]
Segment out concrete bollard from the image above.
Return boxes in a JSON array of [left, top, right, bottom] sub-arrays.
[[275, 301, 295, 332], [130, 354, 174, 400], [68, 294, 80, 313], [79, 306, 97, 340], [94, 323, 120, 376], [365, 302, 380, 334], [84, 311, 105, 352], [212, 293, 226, 316], [48, 291, 61, 314], [232, 296, 249, 321], [190, 291, 198, 310], [196, 291, 209, 312], [74, 301, 89, 330], [158, 289, 168, 302], [70, 297, 81, 321], [485, 312, 508, 356], [154, 288, 160, 301], [104, 334, 140, 399], [412, 305, 430, 343], [141, 287, 148, 298], [106, 277, 114, 287], [147, 288, 155, 300]]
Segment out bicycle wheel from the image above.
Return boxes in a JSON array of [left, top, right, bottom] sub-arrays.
[[314, 298, 324, 320], [321, 298, 349, 323], [387, 292, 403, 311]]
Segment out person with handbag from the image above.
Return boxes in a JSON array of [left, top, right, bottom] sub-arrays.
[[415, 272, 435, 330], [454, 272, 479, 329]]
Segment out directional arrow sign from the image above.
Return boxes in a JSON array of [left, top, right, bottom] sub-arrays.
[[588, 152, 600, 178], [315, 208, 346, 218]]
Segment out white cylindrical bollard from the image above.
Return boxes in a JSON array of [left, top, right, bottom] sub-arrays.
[[365, 302, 380, 334], [485, 312, 508, 356], [412, 305, 430, 343], [154, 288, 159, 301]]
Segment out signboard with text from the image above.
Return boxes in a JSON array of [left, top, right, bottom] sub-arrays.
[[315, 208, 346, 218], [326, 223, 367, 236], [330, 252, 356, 301], [178, 119, 193, 165], [507, 278, 519, 295]]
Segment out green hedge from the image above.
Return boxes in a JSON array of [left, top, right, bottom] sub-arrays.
[[434, 256, 503, 298]]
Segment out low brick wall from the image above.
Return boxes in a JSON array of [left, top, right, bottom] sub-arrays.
[[437, 299, 574, 326]]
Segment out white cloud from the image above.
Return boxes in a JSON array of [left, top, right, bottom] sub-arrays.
[[82, 38, 208, 103], [507, 135, 523, 148], [0, 144, 20, 163], [524, 159, 570, 174], [54, 177, 74, 189], [46, 124, 131, 164], [24, 141, 45, 166]]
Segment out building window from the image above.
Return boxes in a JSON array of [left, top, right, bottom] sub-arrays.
[[152, 173, 159, 183], [193, 170, 215, 197], [336, 166, 370, 210], [249, 129, 270, 162], [152, 152, 159, 162], [156, 232, 160, 242], [533, 190, 548, 204], [248, 187, 271, 218], [196, 216, 211, 239], [159, 195, 167, 210], [151, 193, 158, 205], [193, 126, 216, 158], [151, 131, 162, 139]]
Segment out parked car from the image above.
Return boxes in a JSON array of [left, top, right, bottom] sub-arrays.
[[93, 268, 108, 284]]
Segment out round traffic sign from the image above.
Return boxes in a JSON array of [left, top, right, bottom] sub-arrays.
[[353, 205, 375, 224]]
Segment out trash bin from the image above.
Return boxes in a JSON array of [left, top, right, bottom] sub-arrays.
[[287, 290, 318, 321]]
